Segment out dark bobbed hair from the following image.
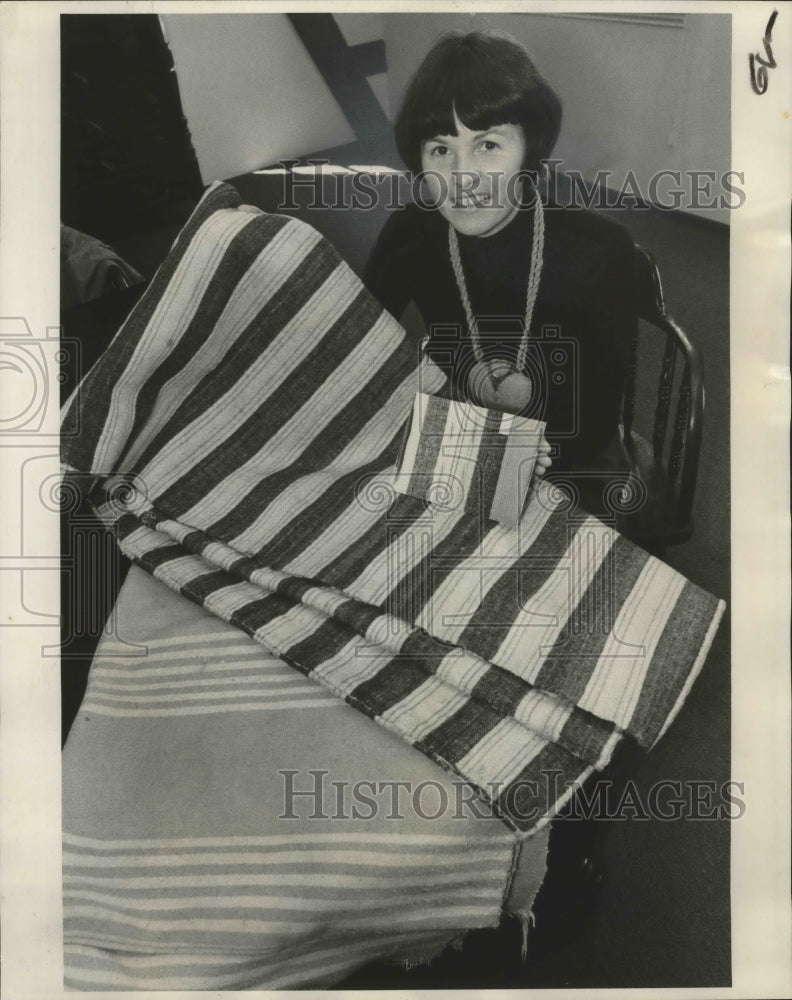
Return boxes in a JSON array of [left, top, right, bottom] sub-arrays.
[[395, 30, 562, 175]]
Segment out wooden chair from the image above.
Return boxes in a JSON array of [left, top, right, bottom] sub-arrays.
[[618, 245, 705, 552]]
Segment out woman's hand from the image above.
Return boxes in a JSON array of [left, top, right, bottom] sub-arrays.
[[532, 436, 552, 489]]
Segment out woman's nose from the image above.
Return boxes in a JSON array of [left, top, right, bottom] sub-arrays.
[[452, 157, 480, 194]]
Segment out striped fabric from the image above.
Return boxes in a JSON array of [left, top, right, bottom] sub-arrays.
[[79, 632, 341, 718], [63, 566, 549, 989], [395, 392, 546, 527], [62, 181, 725, 834]]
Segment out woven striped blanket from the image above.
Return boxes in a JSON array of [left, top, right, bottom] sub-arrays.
[[64, 566, 549, 989], [62, 181, 725, 835]]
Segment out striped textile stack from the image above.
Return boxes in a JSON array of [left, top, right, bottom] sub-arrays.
[[63, 566, 548, 989], [62, 181, 725, 835]]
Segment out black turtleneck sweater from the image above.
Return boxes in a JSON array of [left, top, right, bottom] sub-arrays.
[[364, 201, 637, 478]]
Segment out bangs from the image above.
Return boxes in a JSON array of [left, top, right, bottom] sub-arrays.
[[414, 74, 529, 143], [395, 31, 562, 174]]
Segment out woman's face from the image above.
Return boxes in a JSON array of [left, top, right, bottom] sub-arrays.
[[420, 111, 527, 238]]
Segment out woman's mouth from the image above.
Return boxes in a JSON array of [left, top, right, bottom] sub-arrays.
[[451, 192, 494, 210]]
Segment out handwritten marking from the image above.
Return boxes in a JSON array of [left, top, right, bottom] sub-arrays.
[[749, 9, 779, 95]]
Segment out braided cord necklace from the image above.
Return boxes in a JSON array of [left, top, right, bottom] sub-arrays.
[[448, 184, 545, 403]]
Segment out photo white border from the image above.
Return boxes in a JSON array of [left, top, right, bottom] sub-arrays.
[[1, 2, 789, 998]]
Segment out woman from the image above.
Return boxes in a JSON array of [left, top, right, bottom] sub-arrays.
[[365, 30, 637, 515], [364, 30, 643, 946]]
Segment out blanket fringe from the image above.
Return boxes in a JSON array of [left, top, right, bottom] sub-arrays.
[[395, 931, 469, 971], [514, 908, 537, 964]]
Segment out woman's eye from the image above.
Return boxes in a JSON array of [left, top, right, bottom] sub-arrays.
[[481, 140, 500, 152], [428, 145, 449, 158]]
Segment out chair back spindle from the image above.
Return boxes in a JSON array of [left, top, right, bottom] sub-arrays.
[[654, 338, 678, 464], [622, 246, 705, 548]]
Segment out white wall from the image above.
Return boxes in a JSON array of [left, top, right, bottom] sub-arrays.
[[160, 12, 730, 221], [160, 14, 356, 184], [383, 13, 731, 223]]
